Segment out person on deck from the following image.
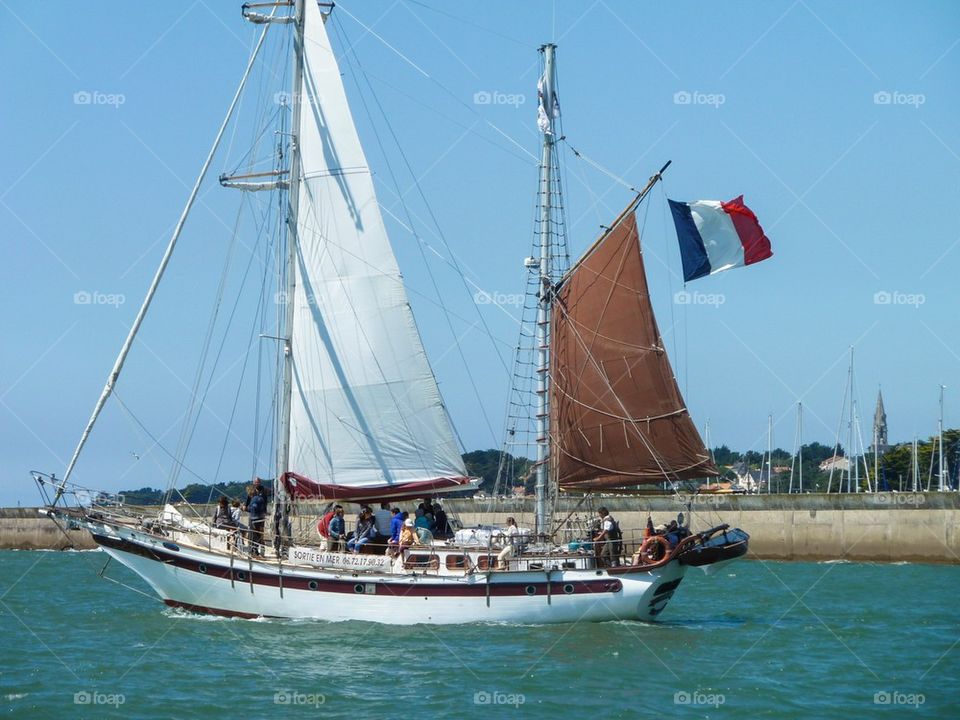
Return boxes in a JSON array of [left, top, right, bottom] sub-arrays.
[[244, 481, 269, 557], [373, 502, 392, 541], [212, 497, 233, 529], [327, 506, 346, 553], [316, 504, 341, 551], [497, 517, 520, 569], [348, 508, 377, 554], [432, 502, 452, 538], [414, 509, 434, 542], [387, 507, 403, 551], [398, 518, 421, 554], [230, 500, 246, 553], [593, 507, 620, 568]]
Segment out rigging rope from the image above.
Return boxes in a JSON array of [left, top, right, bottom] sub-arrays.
[[62, 17, 276, 485], [402, 0, 532, 48], [113, 392, 208, 485], [562, 138, 639, 193]]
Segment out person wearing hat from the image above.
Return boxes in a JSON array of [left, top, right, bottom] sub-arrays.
[[398, 517, 421, 554]]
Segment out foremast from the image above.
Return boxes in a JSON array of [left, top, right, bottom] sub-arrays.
[[275, 0, 305, 496], [535, 44, 557, 538]]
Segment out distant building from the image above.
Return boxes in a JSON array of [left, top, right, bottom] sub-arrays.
[[698, 481, 738, 494], [729, 462, 762, 493], [819, 456, 851, 473], [870, 389, 890, 454]]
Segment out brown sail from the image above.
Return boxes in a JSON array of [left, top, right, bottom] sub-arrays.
[[550, 211, 718, 490]]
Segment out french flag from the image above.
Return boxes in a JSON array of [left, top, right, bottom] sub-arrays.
[[668, 196, 773, 282]]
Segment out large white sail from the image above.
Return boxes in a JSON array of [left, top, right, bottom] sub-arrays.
[[286, 2, 466, 493]]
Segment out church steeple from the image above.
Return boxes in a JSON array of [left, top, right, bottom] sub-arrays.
[[872, 388, 889, 452]]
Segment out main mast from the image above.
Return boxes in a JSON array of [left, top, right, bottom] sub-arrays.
[[938, 384, 946, 492], [276, 0, 306, 491], [535, 44, 557, 538]]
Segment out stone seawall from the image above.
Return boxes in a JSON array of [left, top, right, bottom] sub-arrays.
[[443, 494, 960, 563], [0, 507, 97, 550], [4, 493, 958, 563]]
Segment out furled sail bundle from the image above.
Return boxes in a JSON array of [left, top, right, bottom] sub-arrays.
[[283, 1, 470, 499], [550, 212, 718, 490]]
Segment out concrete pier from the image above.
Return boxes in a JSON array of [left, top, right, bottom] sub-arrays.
[[3, 492, 958, 563]]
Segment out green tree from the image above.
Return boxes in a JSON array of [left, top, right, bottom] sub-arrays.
[[462, 449, 532, 495], [711, 445, 740, 466]]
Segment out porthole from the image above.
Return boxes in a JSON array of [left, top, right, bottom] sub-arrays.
[[308, 580, 319, 591], [563, 583, 575, 594], [525, 585, 537, 596], [354, 583, 365, 594], [198, 563, 207, 574], [236, 571, 247, 581]]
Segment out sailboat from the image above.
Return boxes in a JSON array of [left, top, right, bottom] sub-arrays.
[[32, 0, 748, 624]]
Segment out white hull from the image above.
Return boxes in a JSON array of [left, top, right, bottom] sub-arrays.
[[87, 519, 688, 625]]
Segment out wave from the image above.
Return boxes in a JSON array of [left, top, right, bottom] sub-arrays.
[[6, 547, 102, 553]]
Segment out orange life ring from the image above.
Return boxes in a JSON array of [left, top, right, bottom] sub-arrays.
[[639, 535, 670, 564]]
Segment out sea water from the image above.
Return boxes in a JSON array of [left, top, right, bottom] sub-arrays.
[[2, 550, 958, 718]]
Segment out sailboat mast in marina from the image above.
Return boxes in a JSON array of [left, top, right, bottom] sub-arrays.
[[33, 0, 751, 624]]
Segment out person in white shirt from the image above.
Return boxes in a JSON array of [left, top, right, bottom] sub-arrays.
[[497, 517, 520, 569], [373, 502, 393, 541], [229, 500, 246, 553]]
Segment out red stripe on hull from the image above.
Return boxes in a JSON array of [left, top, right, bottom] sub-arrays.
[[94, 534, 623, 597]]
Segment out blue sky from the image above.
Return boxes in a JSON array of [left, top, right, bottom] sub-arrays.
[[1, 1, 958, 506]]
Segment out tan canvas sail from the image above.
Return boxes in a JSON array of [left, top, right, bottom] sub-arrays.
[[550, 211, 718, 490]]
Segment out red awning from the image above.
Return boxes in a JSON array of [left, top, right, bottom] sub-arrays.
[[281, 472, 479, 503]]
